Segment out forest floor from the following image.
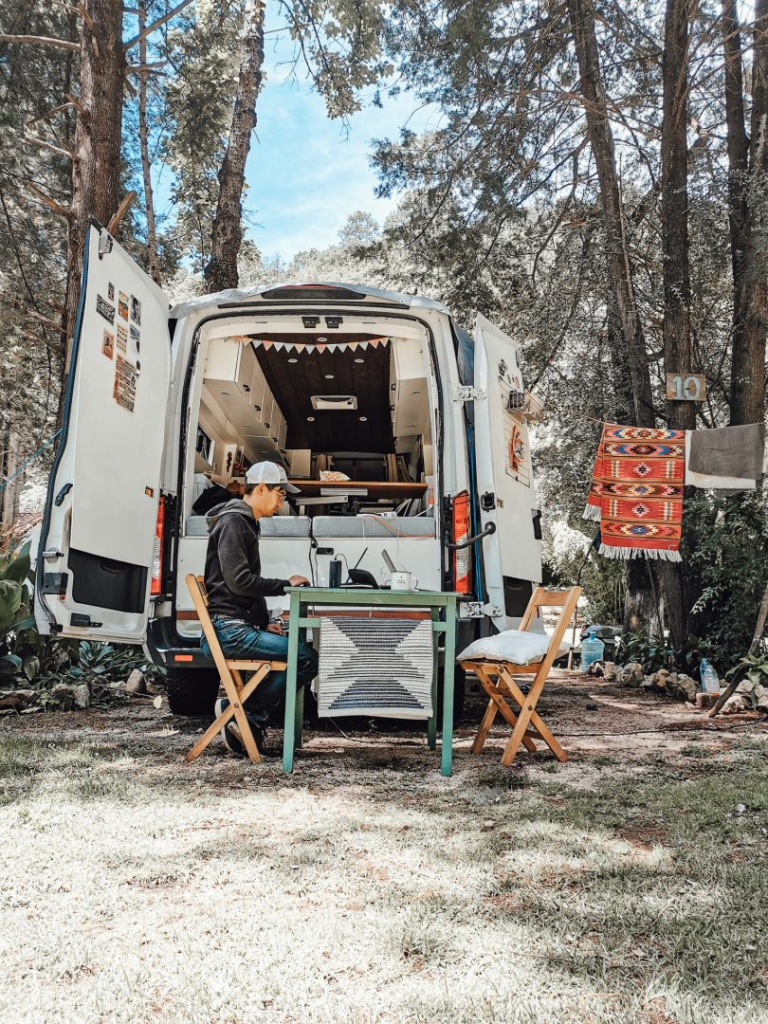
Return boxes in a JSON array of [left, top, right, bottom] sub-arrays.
[[2, 670, 768, 1023]]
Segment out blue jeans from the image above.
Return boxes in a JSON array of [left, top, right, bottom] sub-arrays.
[[201, 617, 318, 727]]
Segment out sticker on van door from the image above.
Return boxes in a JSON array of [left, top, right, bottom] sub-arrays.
[[118, 291, 130, 321], [101, 329, 114, 360], [116, 324, 128, 352], [113, 354, 137, 412], [96, 294, 115, 324], [497, 359, 530, 487]]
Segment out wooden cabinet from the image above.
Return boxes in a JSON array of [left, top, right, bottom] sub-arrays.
[[390, 339, 428, 437]]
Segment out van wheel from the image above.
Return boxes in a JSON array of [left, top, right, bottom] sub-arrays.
[[165, 668, 220, 716]]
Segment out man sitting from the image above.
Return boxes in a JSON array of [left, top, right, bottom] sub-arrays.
[[201, 461, 317, 755]]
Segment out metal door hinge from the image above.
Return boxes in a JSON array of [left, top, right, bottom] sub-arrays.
[[452, 384, 486, 403], [483, 603, 503, 618], [98, 232, 113, 258], [459, 602, 484, 619]]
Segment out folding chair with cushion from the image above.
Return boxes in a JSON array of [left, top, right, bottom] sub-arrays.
[[184, 574, 287, 765], [461, 586, 581, 767]]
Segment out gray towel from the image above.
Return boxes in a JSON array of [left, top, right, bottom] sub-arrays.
[[688, 423, 765, 480]]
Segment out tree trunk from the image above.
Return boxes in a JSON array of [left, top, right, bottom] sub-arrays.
[[138, 0, 162, 284], [565, 0, 655, 430], [566, 0, 658, 635], [204, 0, 266, 294], [659, 0, 696, 650], [60, 0, 125, 384], [0, 427, 21, 553], [721, 0, 749, 339], [730, 0, 768, 425]]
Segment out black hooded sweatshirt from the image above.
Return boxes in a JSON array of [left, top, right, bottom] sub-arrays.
[[204, 499, 290, 628]]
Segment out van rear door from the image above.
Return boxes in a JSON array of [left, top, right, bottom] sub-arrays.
[[473, 314, 542, 628], [35, 222, 171, 642]]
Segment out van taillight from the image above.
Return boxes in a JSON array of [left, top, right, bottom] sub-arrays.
[[151, 497, 165, 596], [452, 491, 471, 595]]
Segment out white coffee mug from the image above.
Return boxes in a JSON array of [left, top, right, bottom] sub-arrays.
[[391, 571, 417, 591]]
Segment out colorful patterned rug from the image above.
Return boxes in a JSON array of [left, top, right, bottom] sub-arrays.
[[585, 424, 685, 561]]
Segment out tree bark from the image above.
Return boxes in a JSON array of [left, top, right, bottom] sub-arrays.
[[659, 0, 696, 650], [729, 0, 768, 425], [565, 0, 655, 429], [566, 0, 658, 636], [60, 0, 125, 385], [138, 0, 161, 284], [204, 0, 266, 294]]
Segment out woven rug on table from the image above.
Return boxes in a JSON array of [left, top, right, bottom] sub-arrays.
[[584, 423, 686, 561], [317, 617, 434, 719]]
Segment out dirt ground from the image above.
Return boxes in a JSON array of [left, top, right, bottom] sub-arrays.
[[2, 670, 768, 1024]]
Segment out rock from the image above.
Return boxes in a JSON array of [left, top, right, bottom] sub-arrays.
[[603, 661, 617, 682], [653, 669, 672, 691], [73, 684, 90, 710], [49, 683, 77, 711], [675, 675, 699, 703], [721, 694, 749, 715], [696, 691, 718, 710], [756, 689, 768, 714], [146, 679, 164, 696], [621, 662, 644, 688], [0, 688, 37, 710], [126, 669, 146, 695], [641, 675, 655, 689], [588, 660, 605, 677]]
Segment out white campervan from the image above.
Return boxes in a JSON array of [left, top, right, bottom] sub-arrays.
[[35, 223, 542, 714]]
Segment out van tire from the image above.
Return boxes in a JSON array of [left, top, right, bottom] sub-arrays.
[[165, 668, 220, 717]]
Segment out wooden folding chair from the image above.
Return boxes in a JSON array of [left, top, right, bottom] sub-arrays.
[[184, 574, 287, 765], [463, 586, 581, 766]]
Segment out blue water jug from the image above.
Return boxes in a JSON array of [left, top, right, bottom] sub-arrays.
[[580, 634, 605, 674]]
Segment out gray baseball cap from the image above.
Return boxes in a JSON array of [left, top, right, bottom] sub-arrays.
[[245, 461, 300, 493]]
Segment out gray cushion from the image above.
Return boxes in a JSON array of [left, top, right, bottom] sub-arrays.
[[312, 516, 436, 538], [186, 515, 311, 538]]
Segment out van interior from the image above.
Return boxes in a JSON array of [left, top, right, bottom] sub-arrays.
[[175, 325, 443, 634]]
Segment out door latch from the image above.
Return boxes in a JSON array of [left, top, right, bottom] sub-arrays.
[[98, 231, 113, 258]]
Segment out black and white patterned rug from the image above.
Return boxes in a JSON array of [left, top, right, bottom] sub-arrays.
[[317, 617, 434, 719]]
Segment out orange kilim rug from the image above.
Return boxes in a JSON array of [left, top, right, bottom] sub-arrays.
[[584, 424, 685, 561]]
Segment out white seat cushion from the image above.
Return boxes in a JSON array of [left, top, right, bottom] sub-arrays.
[[186, 515, 311, 538], [313, 515, 436, 538], [458, 629, 567, 665]]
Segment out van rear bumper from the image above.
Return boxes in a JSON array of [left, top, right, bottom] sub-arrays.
[[145, 617, 213, 669]]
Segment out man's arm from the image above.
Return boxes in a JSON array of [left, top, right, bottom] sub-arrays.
[[216, 517, 289, 597]]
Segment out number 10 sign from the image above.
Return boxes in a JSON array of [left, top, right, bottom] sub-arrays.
[[666, 373, 706, 402]]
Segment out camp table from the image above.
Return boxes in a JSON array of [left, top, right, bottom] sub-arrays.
[[282, 587, 460, 776]]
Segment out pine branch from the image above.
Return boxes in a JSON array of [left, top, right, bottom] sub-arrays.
[[0, 34, 79, 51], [108, 191, 137, 234], [122, 0, 196, 51], [22, 180, 72, 219], [23, 136, 76, 160], [27, 101, 79, 127]]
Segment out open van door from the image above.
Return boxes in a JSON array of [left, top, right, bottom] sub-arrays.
[[473, 314, 542, 629], [35, 222, 171, 642]]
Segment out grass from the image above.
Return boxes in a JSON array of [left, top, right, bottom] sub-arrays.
[[1, 727, 768, 1023]]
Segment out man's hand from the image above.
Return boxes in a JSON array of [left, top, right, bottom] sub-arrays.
[[266, 621, 285, 635], [288, 575, 310, 587]]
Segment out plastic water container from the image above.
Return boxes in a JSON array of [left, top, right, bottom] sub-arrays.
[[700, 658, 720, 695], [580, 634, 605, 674]]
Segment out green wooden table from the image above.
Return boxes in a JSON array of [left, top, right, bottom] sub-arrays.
[[282, 587, 460, 776]]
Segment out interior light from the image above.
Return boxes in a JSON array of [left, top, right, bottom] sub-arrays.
[[307, 416, 315, 422], [288, 357, 298, 364], [354, 358, 364, 364], [317, 336, 327, 343], [325, 374, 334, 379], [359, 416, 367, 422]]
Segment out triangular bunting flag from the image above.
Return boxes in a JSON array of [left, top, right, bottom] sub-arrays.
[[348, 341, 358, 351], [250, 339, 263, 349], [358, 341, 369, 351]]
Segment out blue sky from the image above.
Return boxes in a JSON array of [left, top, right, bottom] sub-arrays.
[[239, 15, 437, 261]]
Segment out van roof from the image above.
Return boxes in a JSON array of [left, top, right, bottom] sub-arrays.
[[168, 281, 452, 320]]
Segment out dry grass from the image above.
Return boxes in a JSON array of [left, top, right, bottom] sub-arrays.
[[2, 690, 768, 1023]]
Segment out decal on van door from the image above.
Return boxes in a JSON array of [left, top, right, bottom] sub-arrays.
[[496, 359, 531, 487], [113, 353, 138, 412]]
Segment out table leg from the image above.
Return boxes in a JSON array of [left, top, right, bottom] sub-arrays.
[[428, 608, 438, 750], [441, 598, 457, 778], [282, 593, 302, 773], [294, 628, 306, 750]]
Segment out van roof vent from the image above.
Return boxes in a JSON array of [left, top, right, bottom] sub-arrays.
[[311, 395, 358, 411]]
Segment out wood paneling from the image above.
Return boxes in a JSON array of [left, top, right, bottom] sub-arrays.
[[255, 337, 394, 452]]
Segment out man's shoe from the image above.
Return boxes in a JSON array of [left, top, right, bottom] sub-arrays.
[[215, 698, 266, 757]]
